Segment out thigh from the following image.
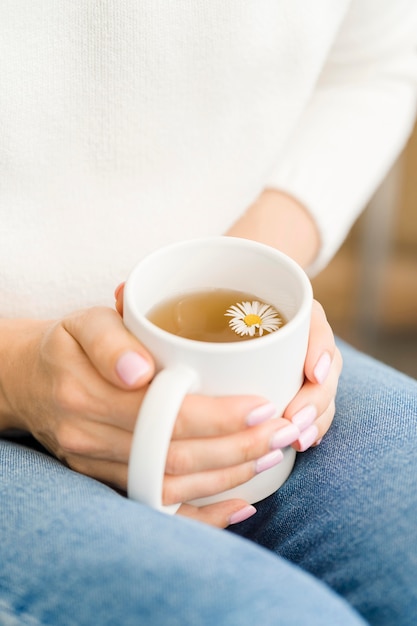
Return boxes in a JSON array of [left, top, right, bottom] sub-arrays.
[[231, 340, 417, 626], [0, 438, 364, 626]]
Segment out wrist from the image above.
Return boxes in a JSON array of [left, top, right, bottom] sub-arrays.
[[226, 188, 320, 270], [0, 319, 47, 432]]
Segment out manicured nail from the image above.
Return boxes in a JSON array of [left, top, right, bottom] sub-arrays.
[[255, 449, 284, 474], [270, 423, 300, 449], [229, 505, 257, 525], [298, 424, 319, 452], [114, 283, 124, 300], [314, 352, 331, 384], [292, 405, 317, 431], [246, 402, 277, 426], [116, 351, 150, 385]]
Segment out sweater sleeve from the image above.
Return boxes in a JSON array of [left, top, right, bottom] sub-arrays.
[[266, 0, 417, 276]]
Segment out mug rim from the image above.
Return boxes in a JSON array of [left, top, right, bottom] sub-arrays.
[[124, 236, 313, 353]]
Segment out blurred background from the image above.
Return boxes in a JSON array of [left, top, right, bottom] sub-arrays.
[[312, 122, 417, 380]]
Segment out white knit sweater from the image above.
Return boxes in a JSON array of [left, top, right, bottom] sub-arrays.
[[1, 0, 416, 318]]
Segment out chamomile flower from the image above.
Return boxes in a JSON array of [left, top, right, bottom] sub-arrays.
[[225, 300, 283, 337]]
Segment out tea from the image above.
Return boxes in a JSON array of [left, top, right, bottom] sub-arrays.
[[146, 288, 285, 343]]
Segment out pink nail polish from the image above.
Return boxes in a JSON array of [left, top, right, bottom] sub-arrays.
[[314, 352, 331, 384], [255, 449, 284, 474], [298, 424, 319, 452], [246, 402, 277, 426], [270, 423, 300, 449], [292, 405, 317, 431], [116, 351, 150, 386], [229, 505, 257, 525]]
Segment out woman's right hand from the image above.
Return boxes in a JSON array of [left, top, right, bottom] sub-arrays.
[[0, 308, 298, 528], [0, 308, 156, 487]]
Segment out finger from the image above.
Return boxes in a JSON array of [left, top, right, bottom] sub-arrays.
[[292, 400, 335, 452], [75, 392, 279, 446], [63, 307, 155, 389], [304, 300, 336, 384], [63, 454, 129, 491], [166, 416, 299, 474], [55, 418, 132, 463], [283, 348, 342, 450], [284, 347, 342, 424], [163, 449, 284, 505], [114, 283, 125, 316], [173, 395, 278, 439], [178, 501, 257, 528]]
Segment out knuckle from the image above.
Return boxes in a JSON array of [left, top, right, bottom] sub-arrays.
[[55, 420, 87, 455], [53, 377, 89, 415], [239, 430, 263, 463], [216, 465, 252, 493], [165, 445, 192, 475], [162, 477, 182, 506]]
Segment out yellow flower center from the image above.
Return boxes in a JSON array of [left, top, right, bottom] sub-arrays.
[[243, 314, 262, 327]]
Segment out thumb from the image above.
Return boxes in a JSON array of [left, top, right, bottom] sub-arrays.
[[63, 306, 155, 389]]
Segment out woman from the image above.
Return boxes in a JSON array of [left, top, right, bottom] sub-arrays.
[[1, 1, 416, 624]]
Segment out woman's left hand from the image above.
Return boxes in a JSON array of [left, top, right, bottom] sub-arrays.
[[283, 299, 342, 452], [223, 188, 342, 451]]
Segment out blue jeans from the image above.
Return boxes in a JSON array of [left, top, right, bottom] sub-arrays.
[[1, 341, 416, 625]]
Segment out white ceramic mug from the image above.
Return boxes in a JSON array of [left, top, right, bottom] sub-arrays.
[[124, 237, 313, 513]]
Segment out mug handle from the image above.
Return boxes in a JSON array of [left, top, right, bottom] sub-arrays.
[[127, 364, 198, 514]]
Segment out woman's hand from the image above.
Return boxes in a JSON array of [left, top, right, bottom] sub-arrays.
[[283, 299, 342, 451], [0, 309, 156, 487], [116, 285, 341, 454], [225, 188, 343, 452], [114, 284, 341, 522], [0, 282, 340, 530], [0, 307, 300, 529]]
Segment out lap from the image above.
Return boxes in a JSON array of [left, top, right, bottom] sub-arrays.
[[231, 340, 417, 626], [0, 438, 363, 626], [2, 341, 415, 625]]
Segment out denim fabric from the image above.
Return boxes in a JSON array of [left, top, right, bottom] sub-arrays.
[[231, 340, 417, 626], [1, 340, 416, 625], [0, 444, 363, 625]]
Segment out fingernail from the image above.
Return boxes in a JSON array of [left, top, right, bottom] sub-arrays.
[[229, 505, 257, 525], [292, 405, 317, 431], [314, 352, 331, 384], [246, 402, 277, 426], [270, 423, 300, 449], [116, 351, 150, 385], [114, 283, 124, 300], [255, 449, 284, 474], [298, 424, 319, 452]]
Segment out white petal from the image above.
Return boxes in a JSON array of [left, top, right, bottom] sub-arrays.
[[225, 309, 240, 319]]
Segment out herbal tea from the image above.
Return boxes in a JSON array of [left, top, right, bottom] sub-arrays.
[[146, 288, 286, 342]]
